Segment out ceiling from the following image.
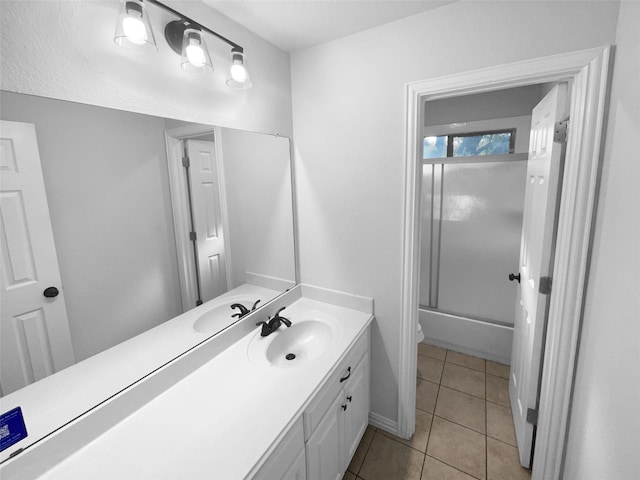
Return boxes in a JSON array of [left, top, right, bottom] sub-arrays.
[[203, 0, 456, 52]]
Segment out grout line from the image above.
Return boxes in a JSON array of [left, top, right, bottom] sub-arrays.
[[485, 375, 489, 480], [353, 429, 377, 476], [432, 413, 486, 436], [425, 454, 484, 480], [377, 426, 428, 455]]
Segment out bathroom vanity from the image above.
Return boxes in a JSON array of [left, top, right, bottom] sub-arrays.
[[2, 286, 373, 479]]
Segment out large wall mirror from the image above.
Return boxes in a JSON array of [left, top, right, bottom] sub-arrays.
[[0, 90, 296, 458]]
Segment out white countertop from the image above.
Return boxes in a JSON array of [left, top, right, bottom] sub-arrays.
[[36, 297, 372, 479], [0, 283, 280, 464]]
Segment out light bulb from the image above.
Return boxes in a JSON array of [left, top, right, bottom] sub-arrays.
[[122, 15, 147, 45], [230, 63, 248, 83], [186, 44, 206, 67]]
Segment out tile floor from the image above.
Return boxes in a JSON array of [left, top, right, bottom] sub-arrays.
[[345, 344, 531, 480]]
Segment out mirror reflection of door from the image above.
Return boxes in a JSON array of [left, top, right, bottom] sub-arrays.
[[0, 120, 75, 396], [184, 138, 229, 304]]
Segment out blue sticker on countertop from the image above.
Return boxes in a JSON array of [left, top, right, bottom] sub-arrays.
[[0, 407, 28, 452]]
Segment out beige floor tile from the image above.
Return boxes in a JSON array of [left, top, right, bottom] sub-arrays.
[[418, 343, 447, 360], [486, 374, 510, 407], [344, 472, 357, 480], [486, 361, 510, 379], [435, 386, 486, 433], [348, 426, 376, 475], [486, 402, 517, 446], [416, 379, 439, 413], [422, 456, 477, 480], [418, 355, 444, 384], [487, 438, 531, 480], [446, 351, 485, 372], [359, 433, 425, 480], [380, 410, 433, 453], [426, 416, 486, 479], [441, 363, 485, 398]]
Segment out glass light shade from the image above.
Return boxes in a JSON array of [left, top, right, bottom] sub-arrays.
[[180, 29, 213, 74], [226, 48, 252, 89], [114, 0, 157, 53]]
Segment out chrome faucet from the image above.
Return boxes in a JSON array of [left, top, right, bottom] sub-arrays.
[[230, 299, 261, 319], [256, 307, 291, 337]]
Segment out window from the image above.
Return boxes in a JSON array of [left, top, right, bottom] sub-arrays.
[[423, 129, 515, 160]]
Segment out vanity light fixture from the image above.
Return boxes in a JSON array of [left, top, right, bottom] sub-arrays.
[[114, 0, 157, 53], [113, 0, 252, 88]]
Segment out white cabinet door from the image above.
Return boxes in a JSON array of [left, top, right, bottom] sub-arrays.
[[341, 354, 370, 472], [306, 390, 344, 480], [282, 449, 307, 480]]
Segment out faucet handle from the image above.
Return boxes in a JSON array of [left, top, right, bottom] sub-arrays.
[[251, 299, 261, 311], [273, 307, 291, 327]]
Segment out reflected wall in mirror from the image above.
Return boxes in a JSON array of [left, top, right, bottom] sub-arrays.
[[0, 90, 296, 399]]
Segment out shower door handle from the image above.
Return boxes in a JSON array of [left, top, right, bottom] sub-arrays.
[[508, 273, 521, 283]]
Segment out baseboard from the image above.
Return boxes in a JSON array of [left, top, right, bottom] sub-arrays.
[[368, 411, 398, 436]]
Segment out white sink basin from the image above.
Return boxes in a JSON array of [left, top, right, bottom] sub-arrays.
[[193, 299, 256, 333], [248, 315, 338, 368]]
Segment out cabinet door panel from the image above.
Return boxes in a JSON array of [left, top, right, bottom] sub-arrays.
[[282, 449, 307, 480], [342, 354, 370, 471], [306, 391, 344, 480]]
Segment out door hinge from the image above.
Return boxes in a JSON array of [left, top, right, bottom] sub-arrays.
[[539, 276, 552, 295], [182, 156, 190, 168], [554, 120, 569, 144], [189, 231, 197, 242], [526, 408, 539, 426]]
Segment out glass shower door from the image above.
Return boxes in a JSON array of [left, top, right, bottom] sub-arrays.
[[419, 160, 527, 325]]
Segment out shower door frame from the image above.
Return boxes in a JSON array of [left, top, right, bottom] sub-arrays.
[[399, 46, 612, 480]]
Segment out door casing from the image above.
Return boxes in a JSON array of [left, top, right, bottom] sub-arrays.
[[399, 46, 612, 480]]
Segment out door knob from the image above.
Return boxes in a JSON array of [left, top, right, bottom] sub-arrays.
[[508, 273, 521, 283], [43, 286, 60, 298]]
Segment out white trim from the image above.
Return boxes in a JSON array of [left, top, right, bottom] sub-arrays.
[[368, 411, 398, 436], [399, 47, 612, 479]]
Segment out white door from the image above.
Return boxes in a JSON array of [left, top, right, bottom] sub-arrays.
[[186, 139, 228, 303], [0, 120, 75, 396], [509, 84, 568, 467]]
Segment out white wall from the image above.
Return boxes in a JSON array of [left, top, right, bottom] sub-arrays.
[[0, 0, 292, 137], [0, 92, 182, 362], [290, 1, 619, 425], [563, 2, 640, 478]]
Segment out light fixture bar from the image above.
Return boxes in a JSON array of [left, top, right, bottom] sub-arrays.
[[145, 0, 243, 52]]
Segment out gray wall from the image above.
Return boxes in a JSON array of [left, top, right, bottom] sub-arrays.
[[0, 92, 182, 361]]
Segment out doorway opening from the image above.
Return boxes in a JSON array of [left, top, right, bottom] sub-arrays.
[[398, 47, 612, 479]]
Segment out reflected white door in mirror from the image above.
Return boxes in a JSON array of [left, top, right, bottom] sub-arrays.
[[0, 121, 75, 396]]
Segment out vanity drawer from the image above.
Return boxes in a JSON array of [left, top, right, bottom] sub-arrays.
[[303, 329, 369, 441]]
